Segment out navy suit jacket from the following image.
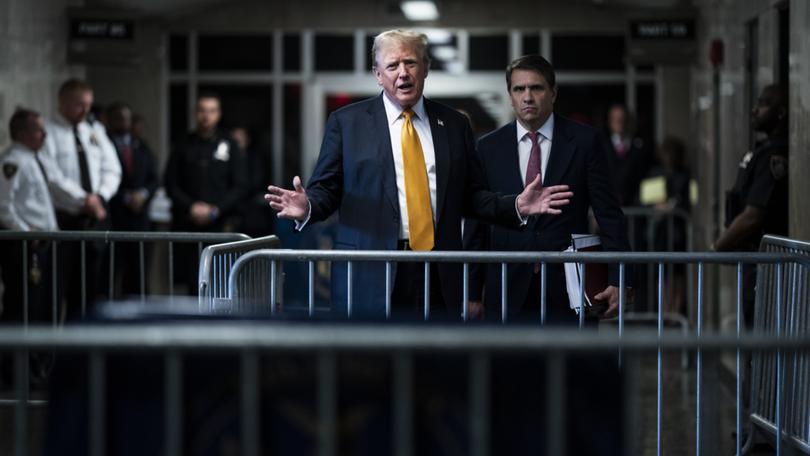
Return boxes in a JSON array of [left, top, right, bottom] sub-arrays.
[[468, 115, 630, 317], [305, 94, 519, 317]]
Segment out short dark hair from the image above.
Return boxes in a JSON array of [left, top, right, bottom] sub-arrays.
[[105, 101, 131, 118], [505, 55, 556, 91], [197, 91, 221, 104], [58, 78, 93, 99], [9, 108, 40, 141]]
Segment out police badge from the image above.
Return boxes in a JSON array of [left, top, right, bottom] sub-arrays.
[[3, 163, 17, 179], [770, 155, 787, 180], [214, 141, 230, 161]]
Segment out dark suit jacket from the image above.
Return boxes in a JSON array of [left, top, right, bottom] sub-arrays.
[[164, 132, 248, 231], [110, 138, 159, 231], [305, 94, 519, 317], [601, 132, 653, 206], [468, 115, 630, 318]]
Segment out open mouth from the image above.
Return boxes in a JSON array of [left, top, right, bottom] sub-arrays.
[[398, 83, 414, 91]]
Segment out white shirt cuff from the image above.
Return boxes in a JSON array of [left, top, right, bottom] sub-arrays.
[[515, 195, 529, 226], [294, 199, 312, 231]]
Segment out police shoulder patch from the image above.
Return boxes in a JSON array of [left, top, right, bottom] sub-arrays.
[[770, 155, 788, 180], [3, 163, 18, 179]]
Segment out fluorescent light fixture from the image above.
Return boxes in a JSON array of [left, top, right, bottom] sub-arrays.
[[401, 0, 439, 21], [431, 45, 457, 61], [422, 29, 452, 44]]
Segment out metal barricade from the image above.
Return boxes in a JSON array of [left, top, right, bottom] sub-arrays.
[[622, 206, 695, 316], [197, 235, 282, 313], [0, 231, 250, 324], [0, 322, 809, 456], [225, 248, 810, 456], [745, 235, 810, 454]]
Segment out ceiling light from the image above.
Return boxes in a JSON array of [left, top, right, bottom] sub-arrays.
[[401, 1, 439, 21]]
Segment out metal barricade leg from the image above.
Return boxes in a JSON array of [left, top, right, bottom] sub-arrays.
[[89, 351, 106, 456], [14, 350, 28, 456], [318, 352, 337, 456], [241, 350, 260, 456], [546, 353, 566, 456], [165, 351, 183, 456], [393, 352, 413, 456], [469, 353, 489, 456]]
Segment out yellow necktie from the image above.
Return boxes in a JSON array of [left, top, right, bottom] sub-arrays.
[[401, 109, 434, 251]]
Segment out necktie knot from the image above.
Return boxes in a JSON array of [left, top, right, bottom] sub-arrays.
[[402, 109, 414, 121], [527, 131, 542, 144]]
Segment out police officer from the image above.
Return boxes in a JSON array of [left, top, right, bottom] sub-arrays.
[[42, 78, 121, 310], [714, 84, 789, 326], [164, 92, 248, 293], [42, 78, 121, 227], [0, 108, 57, 325]]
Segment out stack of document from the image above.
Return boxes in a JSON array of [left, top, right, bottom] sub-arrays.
[[564, 234, 607, 314]]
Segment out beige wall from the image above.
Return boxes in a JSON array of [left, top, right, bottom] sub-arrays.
[[0, 0, 85, 147], [789, 0, 810, 241]]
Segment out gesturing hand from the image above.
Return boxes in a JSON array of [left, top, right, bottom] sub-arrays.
[[516, 176, 573, 217], [265, 176, 309, 220]]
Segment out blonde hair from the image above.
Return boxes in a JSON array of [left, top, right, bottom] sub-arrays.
[[371, 29, 430, 69]]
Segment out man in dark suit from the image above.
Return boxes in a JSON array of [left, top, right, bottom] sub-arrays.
[[467, 55, 631, 323], [266, 31, 571, 318], [602, 103, 654, 207], [106, 102, 159, 296]]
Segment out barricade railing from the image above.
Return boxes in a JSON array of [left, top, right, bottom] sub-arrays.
[[744, 235, 810, 455], [0, 323, 808, 456], [225, 248, 810, 456], [622, 206, 695, 315], [0, 230, 250, 325], [197, 235, 282, 312]]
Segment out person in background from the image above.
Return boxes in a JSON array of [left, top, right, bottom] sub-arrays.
[[42, 78, 121, 309], [231, 126, 275, 238], [602, 103, 654, 207], [0, 108, 59, 326], [164, 92, 248, 293], [106, 102, 159, 296], [645, 136, 692, 314], [714, 84, 789, 327]]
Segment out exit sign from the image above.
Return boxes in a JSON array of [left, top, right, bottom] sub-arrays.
[[630, 20, 695, 40], [70, 18, 133, 40]]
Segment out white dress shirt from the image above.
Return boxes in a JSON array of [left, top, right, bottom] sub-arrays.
[[516, 113, 554, 186], [297, 95, 438, 238], [0, 143, 59, 231], [381, 94, 437, 240], [42, 113, 122, 213]]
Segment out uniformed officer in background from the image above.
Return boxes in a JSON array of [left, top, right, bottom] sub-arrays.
[[41, 78, 121, 311], [714, 84, 789, 326], [164, 92, 248, 293], [0, 108, 58, 326]]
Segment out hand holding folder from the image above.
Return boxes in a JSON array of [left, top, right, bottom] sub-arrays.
[[564, 234, 612, 317]]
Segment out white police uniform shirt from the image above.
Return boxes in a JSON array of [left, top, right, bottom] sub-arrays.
[[0, 143, 59, 231], [42, 113, 122, 213]]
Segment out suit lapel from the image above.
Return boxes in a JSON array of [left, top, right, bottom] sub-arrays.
[[368, 96, 399, 216], [425, 99, 449, 224], [542, 116, 575, 187], [503, 122, 524, 193], [535, 116, 575, 230]]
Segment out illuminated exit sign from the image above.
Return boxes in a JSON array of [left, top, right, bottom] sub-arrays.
[[630, 20, 695, 40], [70, 18, 133, 40]]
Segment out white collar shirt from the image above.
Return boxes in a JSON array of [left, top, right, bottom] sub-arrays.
[[516, 113, 554, 187], [0, 143, 59, 231], [381, 93, 437, 240], [42, 113, 122, 213]]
